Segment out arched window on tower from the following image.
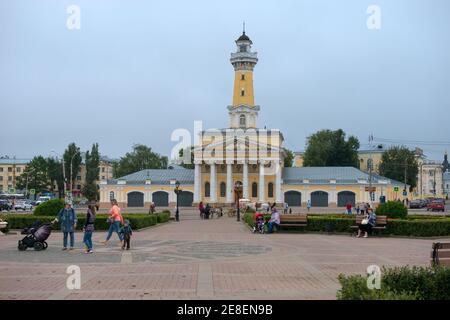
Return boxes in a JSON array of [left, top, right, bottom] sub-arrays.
[[205, 182, 210, 198], [252, 182, 258, 198], [239, 115, 246, 128]]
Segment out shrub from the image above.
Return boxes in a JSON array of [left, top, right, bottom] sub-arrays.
[[337, 274, 417, 300], [376, 201, 408, 219], [33, 198, 65, 216], [337, 266, 450, 300], [242, 212, 450, 237], [156, 211, 170, 223], [1, 213, 162, 231]]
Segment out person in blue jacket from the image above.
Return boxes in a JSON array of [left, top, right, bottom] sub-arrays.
[[54, 202, 77, 250]]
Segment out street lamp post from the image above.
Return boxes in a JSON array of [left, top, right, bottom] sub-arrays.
[[174, 180, 182, 222], [234, 181, 242, 222]]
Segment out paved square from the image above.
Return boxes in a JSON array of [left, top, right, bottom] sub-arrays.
[[0, 212, 447, 300]]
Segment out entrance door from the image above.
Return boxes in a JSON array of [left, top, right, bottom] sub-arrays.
[[311, 191, 328, 207], [338, 191, 356, 207], [178, 191, 193, 207], [284, 191, 302, 206], [127, 192, 144, 207], [152, 191, 169, 207]]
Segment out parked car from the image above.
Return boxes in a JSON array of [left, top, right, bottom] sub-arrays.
[[35, 196, 51, 206], [428, 200, 445, 212], [409, 200, 422, 209], [0, 200, 12, 211], [14, 201, 33, 211], [419, 199, 428, 208]]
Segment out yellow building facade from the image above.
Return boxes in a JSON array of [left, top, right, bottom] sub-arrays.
[[99, 31, 406, 209]]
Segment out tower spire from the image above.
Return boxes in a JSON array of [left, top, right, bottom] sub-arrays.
[[243, 21, 245, 34]]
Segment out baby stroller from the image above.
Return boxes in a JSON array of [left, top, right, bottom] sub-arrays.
[[252, 213, 265, 234], [18, 220, 53, 251]]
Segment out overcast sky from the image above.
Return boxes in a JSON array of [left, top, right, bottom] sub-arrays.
[[1, 0, 449, 162]]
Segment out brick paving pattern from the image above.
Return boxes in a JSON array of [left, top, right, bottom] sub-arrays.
[[0, 211, 448, 300]]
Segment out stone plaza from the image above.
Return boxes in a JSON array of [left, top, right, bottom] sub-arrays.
[[0, 211, 446, 300]]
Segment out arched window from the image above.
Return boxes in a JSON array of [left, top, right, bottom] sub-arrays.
[[252, 182, 258, 198], [109, 191, 115, 200], [220, 182, 226, 197], [205, 182, 210, 197], [268, 182, 274, 198], [239, 115, 246, 128]]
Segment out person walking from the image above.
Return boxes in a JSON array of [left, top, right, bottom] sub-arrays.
[[356, 203, 360, 215], [284, 202, 289, 214], [119, 219, 133, 250], [198, 201, 205, 219], [82, 204, 96, 254], [307, 200, 311, 212], [102, 199, 123, 245], [346, 202, 353, 215], [148, 202, 156, 214], [54, 202, 77, 250]]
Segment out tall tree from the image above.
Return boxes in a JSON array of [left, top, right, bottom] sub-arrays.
[[283, 148, 294, 167], [63, 143, 82, 191], [83, 143, 100, 201], [303, 129, 360, 167], [46, 157, 65, 198], [113, 144, 168, 178], [16, 156, 50, 195], [379, 146, 418, 191], [178, 146, 195, 169]]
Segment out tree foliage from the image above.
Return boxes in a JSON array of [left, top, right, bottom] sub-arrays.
[[16, 156, 50, 194], [379, 146, 418, 190], [178, 146, 195, 169], [283, 148, 294, 167], [113, 144, 168, 178], [303, 129, 360, 167], [63, 143, 82, 191], [83, 143, 100, 201]]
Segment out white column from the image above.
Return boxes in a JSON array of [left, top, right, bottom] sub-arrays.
[[275, 161, 283, 204], [259, 162, 265, 202], [226, 163, 233, 203], [243, 161, 249, 199], [194, 163, 201, 203], [210, 162, 217, 203]]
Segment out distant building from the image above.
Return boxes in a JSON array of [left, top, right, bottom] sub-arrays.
[[444, 170, 450, 199], [0, 158, 30, 193]]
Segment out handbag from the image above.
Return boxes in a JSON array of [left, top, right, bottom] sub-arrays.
[[361, 219, 369, 225]]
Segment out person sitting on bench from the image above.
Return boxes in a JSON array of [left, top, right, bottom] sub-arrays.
[[267, 206, 280, 234], [357, 209, 376, 238]]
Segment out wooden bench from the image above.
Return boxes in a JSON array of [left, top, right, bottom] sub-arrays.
[[350, 215, 388, 233], [278, 214, 308, 228], [431, 242, 450, 267]]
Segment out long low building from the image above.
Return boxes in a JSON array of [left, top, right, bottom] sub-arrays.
[[99, 166, 405, 209]]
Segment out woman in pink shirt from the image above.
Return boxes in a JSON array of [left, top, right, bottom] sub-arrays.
[[102, 199, 124, 244]]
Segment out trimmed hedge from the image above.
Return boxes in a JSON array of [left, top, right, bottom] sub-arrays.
[[33, 198, 64, 216], [376, 201, 408, 219], [242, 213, 450, 237], [0, 212, 171, 231], [156, 211, 170, 223], [337, 266, 450, 300]]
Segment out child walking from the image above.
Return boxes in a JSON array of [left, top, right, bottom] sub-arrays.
[[120, 220, 133, 250]]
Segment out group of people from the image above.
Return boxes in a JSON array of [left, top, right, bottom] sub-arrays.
[[53, 199, 133, 253], [344, 202, 377, 238], [198, 201, 222, 219], [253, 204, 280, 234]]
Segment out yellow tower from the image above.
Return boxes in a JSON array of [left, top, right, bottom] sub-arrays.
[[228, 29, 260, 129]]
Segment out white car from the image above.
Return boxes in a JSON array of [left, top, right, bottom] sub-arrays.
[[14, 201, 33, 211], [35, 196, 51, 206]]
